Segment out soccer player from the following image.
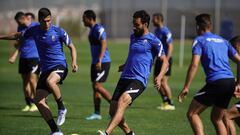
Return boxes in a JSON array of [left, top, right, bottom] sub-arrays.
[[178, 14, 240, 135], [97, 10, 168, 135], [82, 10, 112, 120], [152, 13, 175, 110], [0, 8, 78, 135], [0, 11, 39, 112], [223, 36, 240, 135], [25, 12, 36, 21]]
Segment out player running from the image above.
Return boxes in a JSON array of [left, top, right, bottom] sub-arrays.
[[0, 8, 78, 135], [152, 13, 175, 110], [82, 10, 112, 120], [97, 10, 168, 135], [0, 11, 39, 112], [224, 36, 240, 135], [178, 14, 240, 135]]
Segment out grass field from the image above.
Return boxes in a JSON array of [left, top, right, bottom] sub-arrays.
[[0, 39, 239, 135]]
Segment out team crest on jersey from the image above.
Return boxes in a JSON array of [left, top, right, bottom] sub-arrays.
[[51, 35, 56, 41]]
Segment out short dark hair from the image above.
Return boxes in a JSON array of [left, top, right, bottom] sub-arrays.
[[38, 8, 51, 21], [133, 10, 150, 27], [195, 13, 212, 29], [83, 10, 96, 21], [230, 36, 240, 49], [153, 13, 164, 22], [14, 11, 25, 21], [25, 12, 35, 20]]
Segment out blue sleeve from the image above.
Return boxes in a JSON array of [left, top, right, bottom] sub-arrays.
[[59, 28, 72, 46], [165, 30, 173, 44], [192, 39, 202, 56], [22, 27, 33, 39], [227, 41, 237, 57], [96, 26, 106, 41], [152, 38, 165, 57]]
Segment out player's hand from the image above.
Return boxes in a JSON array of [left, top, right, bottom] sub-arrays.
[[118, 64, 125, 72], [72, 63, 78, 73], [8, 58, 15, 64], [234, 84, 240, 98], [96, 62, 102, 71], [178, 87, 189, 103], [154, 75, 162, 90]]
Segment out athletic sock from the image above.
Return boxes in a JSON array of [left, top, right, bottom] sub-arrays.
[[94, 104, 100, 115], [47, 119, 59, 132], [163, 96, 168, 103], [105, 131, 109, 135], [56, 97, 65, 110], [29, 98, 35, 104], [126, 131, 134, 135], [166, 98, 174, 105], [25, 97, 31, 106]]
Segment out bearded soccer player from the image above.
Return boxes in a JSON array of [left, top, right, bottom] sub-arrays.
[[97, 10, 168, 135]]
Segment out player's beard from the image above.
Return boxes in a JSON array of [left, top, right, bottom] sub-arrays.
[[133, 28, 144, 37]]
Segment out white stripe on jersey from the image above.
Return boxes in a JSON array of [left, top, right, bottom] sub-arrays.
[[98, 27, 104, 40], [192, 40, 198, 48], [64, 32, 70, 45], [158, 43, 164, 57], [166, 33, 172, 43]]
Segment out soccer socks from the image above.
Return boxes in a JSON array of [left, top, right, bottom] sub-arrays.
[[94, 104, 100, 115], [56, 97, 65, 110], [126, 131, 134, 135], [47, 119, 59, 132], [25, 97, 33, 106]]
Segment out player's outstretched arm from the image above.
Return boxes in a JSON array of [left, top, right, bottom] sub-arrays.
[[178, 55, 200, 103], [67, 43, 78, 73], [0, 32, 21, 40], [154, 55, 169, 89]]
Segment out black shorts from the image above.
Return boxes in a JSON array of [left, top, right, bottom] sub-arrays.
[[36, 65, 68, 93], [18, 58, 40, 74], [235, 101, 240, 113], [112, 79, 145, 104], [91, 62, 110, 83], [154, 57, 172, 77], [194, 78, 235, 109]]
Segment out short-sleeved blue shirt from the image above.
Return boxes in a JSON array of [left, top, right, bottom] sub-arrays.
[[18, 22, 39, 58], [154, 26, 173, 55], [121, 33, 165, 87], [192, 32, 237, 82], [23, 24, 72, 72], [88, 24, 111, 64]]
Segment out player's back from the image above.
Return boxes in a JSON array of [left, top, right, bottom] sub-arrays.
[[193, 32, 236, 82]]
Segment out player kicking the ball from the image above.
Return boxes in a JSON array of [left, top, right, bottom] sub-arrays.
[[97, 10, 168, 135], [0, 8, 78, 135], [178, 14, 240, 135]]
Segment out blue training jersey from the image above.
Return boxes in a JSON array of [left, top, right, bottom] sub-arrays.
[[23, 24, 72, 72], [192, 32, 237, 82], [88, 24, 111, 64], [154, 26, 173, 55], [18, 22, 39, 58], [121, 33, 165, 87]]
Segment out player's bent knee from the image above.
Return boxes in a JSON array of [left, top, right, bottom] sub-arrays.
[[118, 93, 132, 107]]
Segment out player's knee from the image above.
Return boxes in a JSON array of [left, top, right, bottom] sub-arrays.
[[118, 94, 132, 107], [34, 96, 45, 106], [187, 110, 194, 121], [46, 78, 56, 88]]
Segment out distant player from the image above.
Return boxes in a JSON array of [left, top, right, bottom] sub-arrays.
[[0, 8, 78, 135], [178, 14, 240, 135], [0, 11, 39, 112], [152, 13, 175, 110], [97, 10, 168, 135], [224, 36, 240, 135], [25, 12, 36, 21], [82, 10, 112, 120]]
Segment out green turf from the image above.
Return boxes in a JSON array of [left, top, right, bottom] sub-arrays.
[[0, 39, 239, 135]]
